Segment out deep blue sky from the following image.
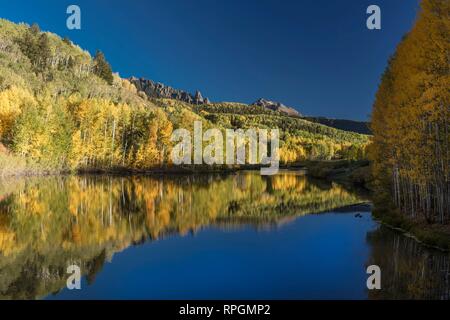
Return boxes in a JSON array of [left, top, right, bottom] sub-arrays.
[[0, 0, 419, 120]]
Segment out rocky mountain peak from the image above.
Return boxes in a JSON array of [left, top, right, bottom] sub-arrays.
[[129, 77, 211, 105], [194, 90, 204, 104], [252, 98, 301, 117]]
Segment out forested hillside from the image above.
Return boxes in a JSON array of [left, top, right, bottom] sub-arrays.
[[0, 18, 369, 176], [190, 102, 369, 163], [304, 117, 371, 135], [370, 0, 449, 225]]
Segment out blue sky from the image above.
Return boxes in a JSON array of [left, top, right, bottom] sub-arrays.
[[0, 0, 419, 120]]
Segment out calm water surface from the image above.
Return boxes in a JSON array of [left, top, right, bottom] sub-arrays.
[[0, 171, 448, 299]]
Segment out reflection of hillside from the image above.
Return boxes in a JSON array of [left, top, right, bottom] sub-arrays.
[[366, 227, 450, 300], [0, 172, 365, 299]]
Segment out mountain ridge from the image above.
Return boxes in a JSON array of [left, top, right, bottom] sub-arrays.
[[304, 117, 371, 135], [129, 76, 369, 134], [129, 76, 211, 105]]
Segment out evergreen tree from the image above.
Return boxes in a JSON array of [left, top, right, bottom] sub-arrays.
[[37, 33, 51, 73], [30, 23, 40, 35], [63, 36, 72, 46], [93, 50, 114, 85], [17, 26, 51, 75]]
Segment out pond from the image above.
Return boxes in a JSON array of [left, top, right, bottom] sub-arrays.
[[0, 171, 448, 299]]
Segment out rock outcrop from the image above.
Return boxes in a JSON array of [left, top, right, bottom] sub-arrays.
[[193, 90, 204, 104], [129, 78, 301, 116], [129, 77, 210, 105], [252, 98, 301, 117]]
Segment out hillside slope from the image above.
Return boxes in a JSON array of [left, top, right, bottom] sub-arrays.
[[0, 19, 369, 175], [304, 117, 371, 135]]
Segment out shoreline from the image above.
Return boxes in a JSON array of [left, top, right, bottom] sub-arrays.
[[0, 163, 306, 178], [377, 220, 450, 253], [2, 162, 449, 252], [0, 159, 367, 178], [372, 207, 450, 252]]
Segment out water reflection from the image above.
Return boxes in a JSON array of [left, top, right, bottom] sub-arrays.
[[367, 226, 450, 300], [0, 171, 448, 299]]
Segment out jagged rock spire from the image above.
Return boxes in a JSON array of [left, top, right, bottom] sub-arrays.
[[129, 77, 210, 105]]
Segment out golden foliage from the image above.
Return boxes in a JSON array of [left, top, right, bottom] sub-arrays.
[[370, 0, 449, 223]]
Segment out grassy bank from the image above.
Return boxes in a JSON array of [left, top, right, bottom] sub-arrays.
[[76, 164, 243, 175], [372, 204, 450, 251], [0, 157, 276, 178], [0, 154, 370, 179], [0, 153, 59, 177]]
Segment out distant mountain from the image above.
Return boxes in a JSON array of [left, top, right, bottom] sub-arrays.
[[251, 98, 301, 117], [303, 117, 371, 135], [129, 76, 371, 135], [129, 76, 210, 105]]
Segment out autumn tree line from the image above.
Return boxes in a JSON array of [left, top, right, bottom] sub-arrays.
[[0, 18, 370, 176], [370, 0, 449, 224], [0, 86, 174, 171], [193, 102, 369, 163]]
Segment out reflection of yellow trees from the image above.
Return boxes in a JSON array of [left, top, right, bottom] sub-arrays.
[[271, 173, 306, 192], [0, 173, 366, 260], [367, 227, 450, 299], [0, 172, 366, 299], [0, 213, 16, 257], [0, 173, 366, 258]]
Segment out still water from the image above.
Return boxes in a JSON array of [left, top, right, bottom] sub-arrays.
[[0, 171, 448, 299]]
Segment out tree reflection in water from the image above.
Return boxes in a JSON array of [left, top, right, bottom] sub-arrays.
[[1, 171, 447, 300], [367, 226, 450, 300]]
